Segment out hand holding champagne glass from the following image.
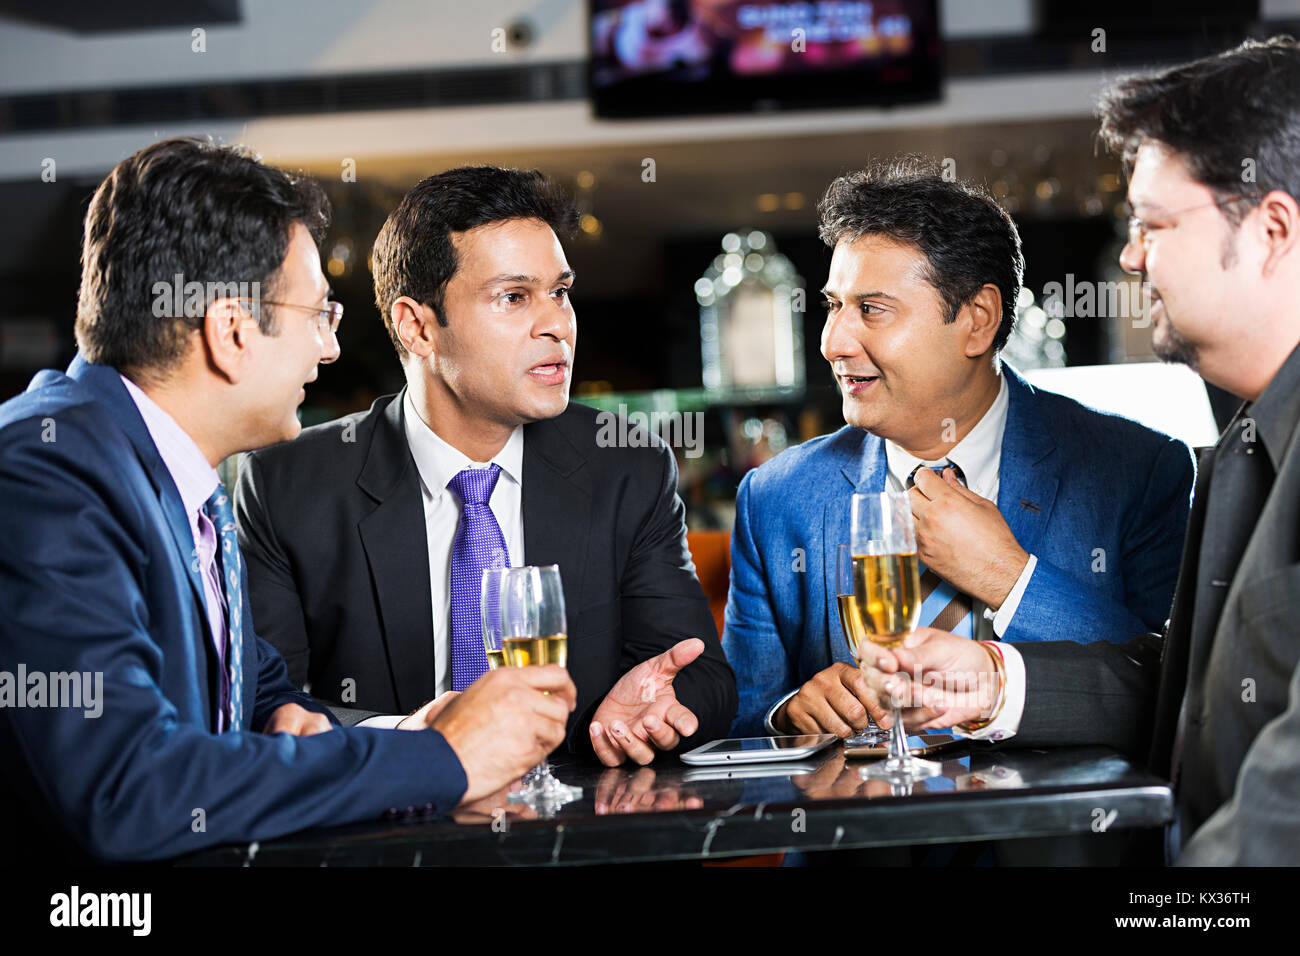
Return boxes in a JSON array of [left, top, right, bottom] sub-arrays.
[[851, 491, 940, 780]]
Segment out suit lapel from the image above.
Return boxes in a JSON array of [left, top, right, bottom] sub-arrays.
[[521, 413, 592, 617], [356, 391, 436, 713], [823, 431, 885, 665], [996, 366, 1060, 557]]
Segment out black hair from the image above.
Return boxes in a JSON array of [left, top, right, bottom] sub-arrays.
[[371, 166, 577, 359], [1097, 36, 1300, 225], [817, 156, 1024, 353], [75, 136, 329, 377]]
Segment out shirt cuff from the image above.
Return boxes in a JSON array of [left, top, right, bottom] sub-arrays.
[[764, 689, 800, 735], [952, 642, 1025, 742], [984, 553, 1037, 637], [357, 714, 406, 730]]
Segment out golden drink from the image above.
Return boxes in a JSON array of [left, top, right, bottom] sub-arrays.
[[485, 648, 505, 670], [502, 634, 568, 668], [851, 552, 921, 647], [836, 593, 870, 660]]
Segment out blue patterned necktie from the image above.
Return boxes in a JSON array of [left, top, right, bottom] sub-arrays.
[[447, 465, 510, 691], [906, 463, 975, 638], [201, 484, 244, 730]]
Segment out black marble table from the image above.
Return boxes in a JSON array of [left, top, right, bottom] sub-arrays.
[[181, 739, 1173, 866]]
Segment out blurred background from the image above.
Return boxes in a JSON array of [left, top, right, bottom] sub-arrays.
[[1, 0, 1292, 530]]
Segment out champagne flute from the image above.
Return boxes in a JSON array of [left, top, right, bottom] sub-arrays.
[[851, 492, 940, 781], [480, 566, 509, 671], [835, 543, 889, 746], [499, 565, 582, 806]]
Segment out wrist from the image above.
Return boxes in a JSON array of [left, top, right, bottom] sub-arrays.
[[983, 546, 1029, 610], [957, 642, 1006, 732]]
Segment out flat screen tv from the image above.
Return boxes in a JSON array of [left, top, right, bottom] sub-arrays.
[[590, 0, 943, 118]]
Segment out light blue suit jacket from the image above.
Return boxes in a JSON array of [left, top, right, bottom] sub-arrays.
[[723, 365, 1196, 737]]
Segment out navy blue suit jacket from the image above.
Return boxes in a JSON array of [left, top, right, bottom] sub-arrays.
[[724, 365, 1196, 736], [0, 357, 467, 862]]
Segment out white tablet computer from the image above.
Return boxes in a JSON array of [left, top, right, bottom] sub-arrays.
[[679, 734, 839, 765]]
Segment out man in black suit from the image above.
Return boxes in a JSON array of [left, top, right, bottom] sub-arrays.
[[235, 166, 735, 767], [859, 37, 1300, 864]]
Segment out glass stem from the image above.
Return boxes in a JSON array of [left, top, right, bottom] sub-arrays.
[[888, 703, 909, 764]]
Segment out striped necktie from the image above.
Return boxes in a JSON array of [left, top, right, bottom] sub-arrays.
[[907, 463, 975, 638], [201, 484, 243, 730]]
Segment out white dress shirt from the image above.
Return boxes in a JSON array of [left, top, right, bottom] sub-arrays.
[[765, 373, 1033, 735], [358, 392, 525, 729]]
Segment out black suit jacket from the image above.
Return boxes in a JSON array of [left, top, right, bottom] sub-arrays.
[[1010, 343, 1300, 864], [233, 392, 737, 755]]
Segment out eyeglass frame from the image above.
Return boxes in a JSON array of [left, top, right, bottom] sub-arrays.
[[234, 297, 344, 334], [1125, 194, 1256, 250]]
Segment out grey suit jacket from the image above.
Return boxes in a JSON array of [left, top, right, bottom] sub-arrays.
[[1011, 342, 1300, 865]]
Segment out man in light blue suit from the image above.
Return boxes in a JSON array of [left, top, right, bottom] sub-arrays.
[[0, 138, 573, 862], [725, 159, 1195, 739]]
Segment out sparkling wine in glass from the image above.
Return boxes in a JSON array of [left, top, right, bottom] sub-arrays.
[[480, 566, 509, 671], [851, 492, 940, 781], [835, 543, 888, 746], [498, 564, 582, 806]]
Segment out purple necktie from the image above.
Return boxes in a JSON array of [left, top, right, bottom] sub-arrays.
[[447, 465, 510, 691]]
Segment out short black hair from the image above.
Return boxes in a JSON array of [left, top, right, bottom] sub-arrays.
[[1098, 36, 1300, 225], [371, 166, 578, 359], [817, 156, 1024, 353], [75, 136, 330, 377]]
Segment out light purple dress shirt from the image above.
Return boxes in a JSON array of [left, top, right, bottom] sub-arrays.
[[120, 374, 233, 731]]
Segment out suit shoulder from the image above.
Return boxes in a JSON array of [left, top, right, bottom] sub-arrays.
[[1031, 385, 1191, 463], [0, 373, 123, 456], [552, 401, 678, 469]]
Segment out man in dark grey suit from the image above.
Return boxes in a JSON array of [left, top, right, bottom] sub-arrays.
[[859, 37, 1300, 864]]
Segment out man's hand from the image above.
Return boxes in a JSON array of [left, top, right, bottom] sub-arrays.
[[588, 638, 704, 767], [859, 627, 999, 731], [432, 665, 576, 804], [262, 702, 333, 737], [909, 466, 1029, 608], [396, 690, 460, 730], [774, 661, 880, 738]]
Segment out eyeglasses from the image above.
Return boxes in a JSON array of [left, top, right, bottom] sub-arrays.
[[1125, 195, 1253, 250], [237, 298, 343, 334]]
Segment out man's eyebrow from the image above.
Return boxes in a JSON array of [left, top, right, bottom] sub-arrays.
[[821, 287, 899, 301], [479, 270, 575, 290]]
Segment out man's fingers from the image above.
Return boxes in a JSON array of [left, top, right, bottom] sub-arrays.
[[662, 701, 699, 739], [799, 696, 854, 738], [609, 720, 656, 765], [655, 638, 705, 677], [826, 680, 872, 730], [589, 721, 626, 768], [512, 665, 577, 705], [640, 713, 681, 751]]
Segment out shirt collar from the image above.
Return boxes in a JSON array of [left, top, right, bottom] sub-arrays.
[[1247, 339, 1300, 473], [119, 374, 220, 519], [883, 373, 1009, 498], [402, 390, 524, 499]]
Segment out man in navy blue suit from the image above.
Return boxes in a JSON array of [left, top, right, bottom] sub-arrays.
[[724, 158, 1196, 739], [0, 137, 574, 863]]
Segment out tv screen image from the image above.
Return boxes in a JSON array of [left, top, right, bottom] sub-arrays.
[[590, 0, 942, 117]]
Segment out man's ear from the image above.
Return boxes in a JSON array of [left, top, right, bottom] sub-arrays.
[[961, 284, 1003, 358], [392, 296, 439, 359], [201, 297, 255, 384], [1254, 189, 1300, 278]]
